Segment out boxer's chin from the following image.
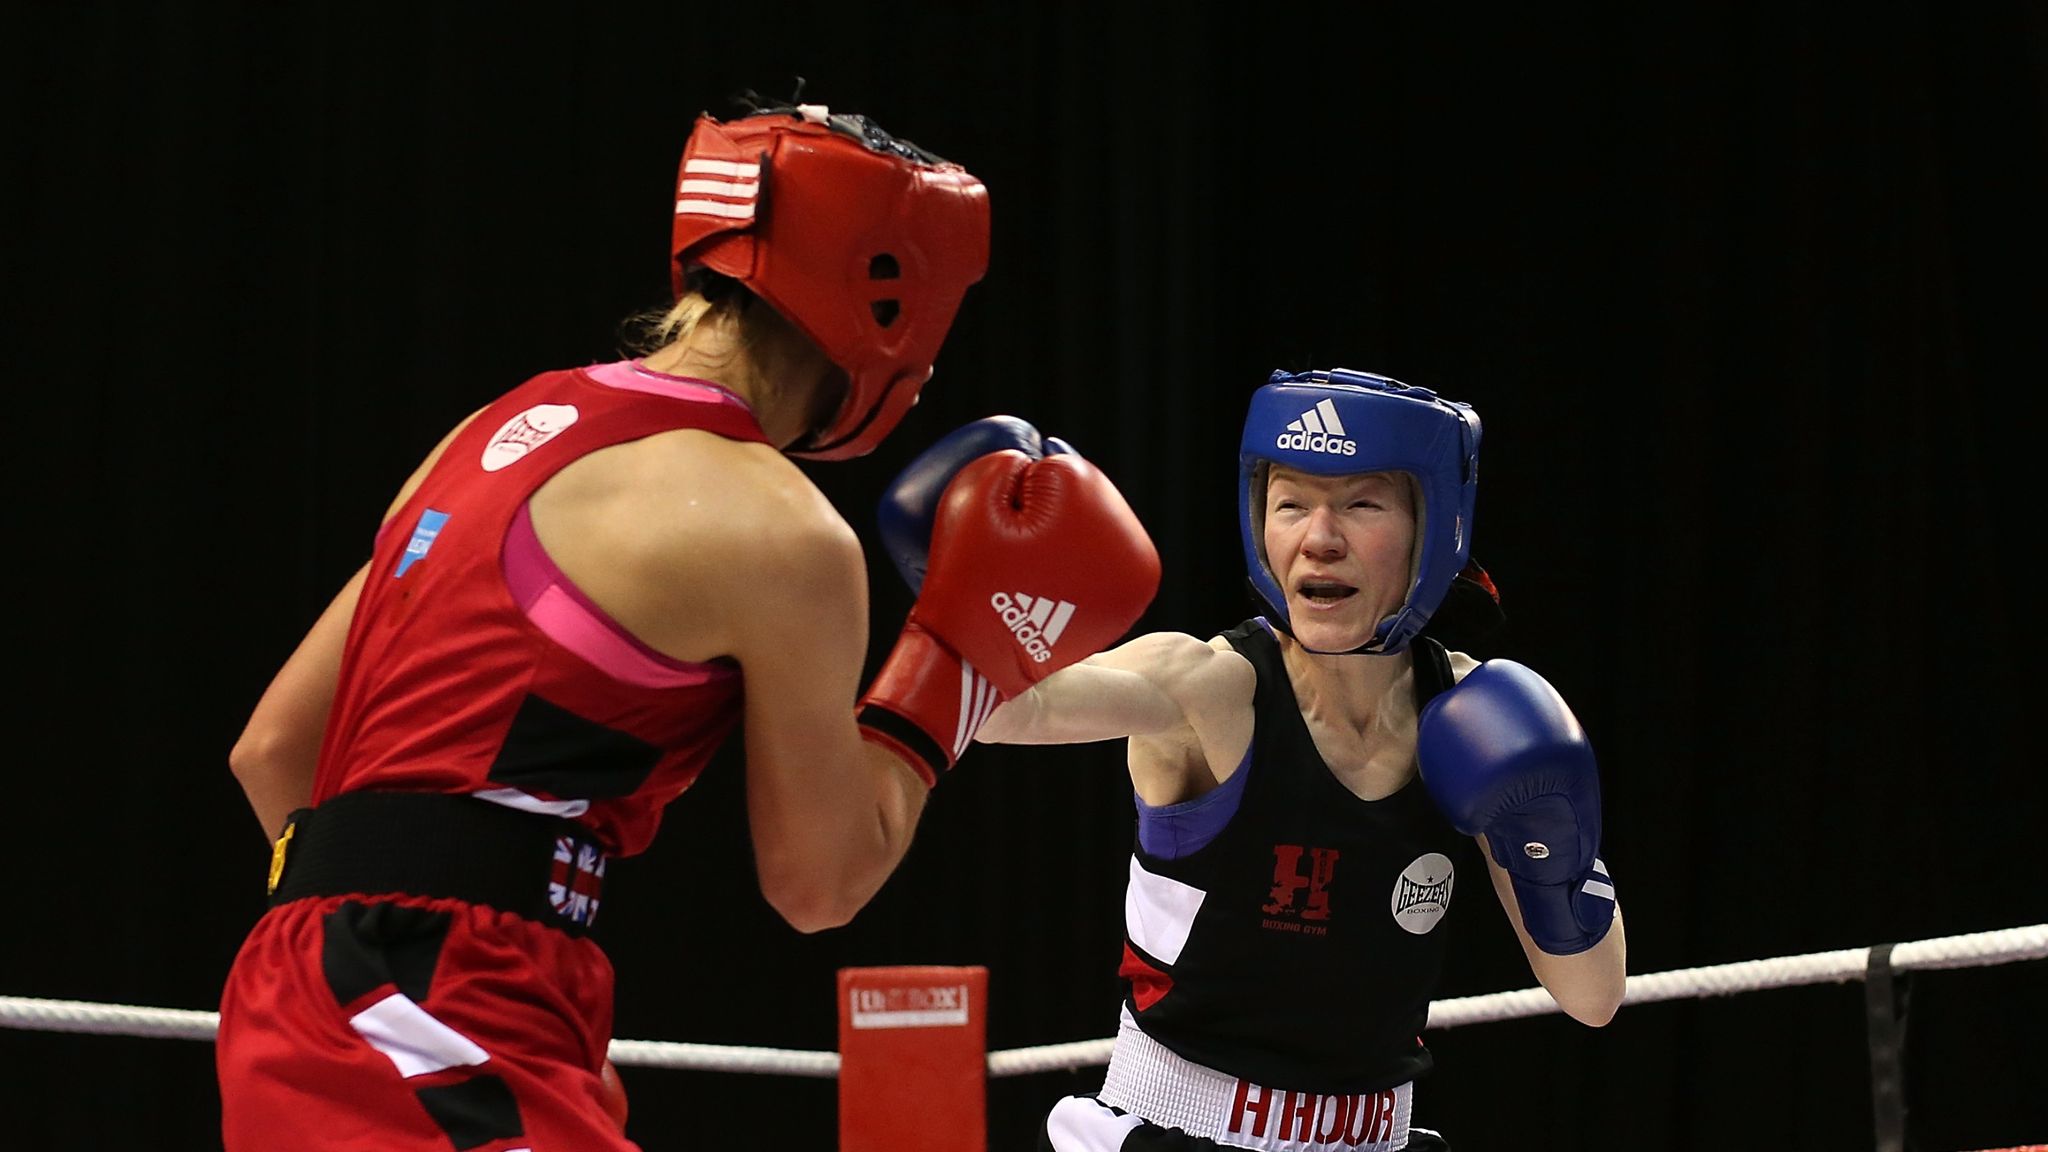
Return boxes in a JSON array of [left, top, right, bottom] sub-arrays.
[[1287, 598, 1380, 653]]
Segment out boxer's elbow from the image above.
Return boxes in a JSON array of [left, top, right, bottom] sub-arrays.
[[227, 725, 286, 789], [757, 868, 861, 933], [750, 749, 920, 933], [1555, 983, 1623, 1028], [228, 726, 318, 838], [770, 893, 858, 935], [1536, 939, 1626, 1027], [755, 843, 884, 933]]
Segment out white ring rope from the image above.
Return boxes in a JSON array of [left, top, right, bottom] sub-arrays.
[[5, 923, 2041, 1078]]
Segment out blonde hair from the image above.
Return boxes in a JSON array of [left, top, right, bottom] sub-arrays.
[[619, 275, 814, 362], [617, 276, 846, 437], [619, 291, 726, 358]]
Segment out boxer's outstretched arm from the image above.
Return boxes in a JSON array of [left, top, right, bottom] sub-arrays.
[[976, 632, 1250, 745], [977, 632, 1255, 806], [861, 416, 1162, 782]]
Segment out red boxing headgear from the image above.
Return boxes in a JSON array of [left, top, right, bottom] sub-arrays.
[[670, 104, 991, 460]]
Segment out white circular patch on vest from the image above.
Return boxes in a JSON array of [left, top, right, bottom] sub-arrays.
[[1390, 852, 1455, 935], [481, 404, 580, 472]]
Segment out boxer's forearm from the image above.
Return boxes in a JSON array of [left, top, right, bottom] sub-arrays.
[[229, 565, 364, 842], [1486, 855, 1628, 1025], [975, 661, 1182, 745]]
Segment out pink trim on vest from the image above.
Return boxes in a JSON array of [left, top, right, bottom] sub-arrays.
[[583, 360, 755, 412], [504, 504, 736, 689]]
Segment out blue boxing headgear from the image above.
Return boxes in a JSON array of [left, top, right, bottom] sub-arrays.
[[1239, 368, 1482, 655]]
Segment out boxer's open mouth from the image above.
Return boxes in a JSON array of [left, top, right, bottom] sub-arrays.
[[1298, 580, 1357, 603]]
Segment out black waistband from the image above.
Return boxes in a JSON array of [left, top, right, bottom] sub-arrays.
[[267, 791, 610, 939]]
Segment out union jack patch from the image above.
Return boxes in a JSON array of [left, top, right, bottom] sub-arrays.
[[548, 836, 607, 927]]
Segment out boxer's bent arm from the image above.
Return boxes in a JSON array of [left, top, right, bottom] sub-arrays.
[[1480, 839, 1628, 1025], [229, 563, 367, 842], [727, 502, 929, 933], [226, 411, 480, 844]]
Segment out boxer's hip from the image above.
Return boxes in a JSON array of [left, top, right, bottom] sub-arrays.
[[1097, 1006, 1416, 1151]]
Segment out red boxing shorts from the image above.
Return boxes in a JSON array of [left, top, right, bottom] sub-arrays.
[[219, 793, 632, 1151], [218, 893, 629, 1151]]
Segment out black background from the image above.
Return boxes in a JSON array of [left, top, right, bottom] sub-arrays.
[[8, 3, 2047, 1150]]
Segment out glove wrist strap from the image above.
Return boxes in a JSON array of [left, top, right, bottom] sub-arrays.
[[1507, 857, 1617, 956], [857, 713, 943, 789], [857, 625, 999, 787]]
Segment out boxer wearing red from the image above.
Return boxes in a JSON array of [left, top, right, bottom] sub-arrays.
[[219, 98, 1159, 1151]]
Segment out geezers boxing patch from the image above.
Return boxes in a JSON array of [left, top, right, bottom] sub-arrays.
[[481, 404, 580, 472], [1390, 852, 1454, 934]]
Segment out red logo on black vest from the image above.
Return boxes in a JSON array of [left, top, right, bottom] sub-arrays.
[[1261, 844, 1337, 936]]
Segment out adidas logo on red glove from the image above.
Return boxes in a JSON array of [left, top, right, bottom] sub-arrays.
[[858, 417, 1160, 785], [991, 591, 1075, 664]]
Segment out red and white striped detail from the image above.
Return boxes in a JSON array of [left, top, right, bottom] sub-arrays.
[[954, 665, 1000, 760], [674, 158, 760, 222]]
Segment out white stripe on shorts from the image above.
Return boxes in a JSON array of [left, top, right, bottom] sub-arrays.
[[349, 992, 489, 1079], [1044, 1094, 1145, 1152]]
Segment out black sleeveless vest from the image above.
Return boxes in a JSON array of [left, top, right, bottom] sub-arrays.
[[1118, 619, 1466, 1094]]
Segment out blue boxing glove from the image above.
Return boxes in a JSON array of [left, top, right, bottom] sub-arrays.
[[877, 415, 1073, 592], [1417, 661, 1616, 955]]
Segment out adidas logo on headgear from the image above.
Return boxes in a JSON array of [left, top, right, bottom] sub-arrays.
[[990, 592, 1075, 663], [1275, 399, 1358, 456]]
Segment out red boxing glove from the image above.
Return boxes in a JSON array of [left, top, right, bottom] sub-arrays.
[[859, 449, 1160, 784]]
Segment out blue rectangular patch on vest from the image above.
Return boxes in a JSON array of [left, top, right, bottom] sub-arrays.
[[396, 508, 450, 578]]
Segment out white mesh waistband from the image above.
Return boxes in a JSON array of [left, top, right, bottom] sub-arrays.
[[1096, 1008, 1413, 1151]]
